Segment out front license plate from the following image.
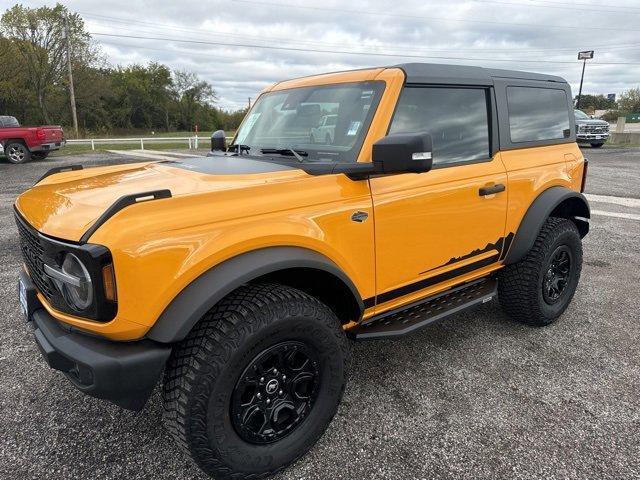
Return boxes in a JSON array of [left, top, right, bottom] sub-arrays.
[[595, 135, 602, 139], [19, 278, 28, 319]]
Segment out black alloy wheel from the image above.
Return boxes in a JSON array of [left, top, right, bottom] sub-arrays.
[[231, 341, 320, 444], [498, 217, 583, 326], [163, 283, 349, 480], [542, 245, 572, 304]]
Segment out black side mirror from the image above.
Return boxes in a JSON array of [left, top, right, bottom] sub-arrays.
[[372, 133, 433, 174], [211, 130, 226, 151]]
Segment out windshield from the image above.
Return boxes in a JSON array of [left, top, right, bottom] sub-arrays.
[[233, 81, 385, 162], [574, 110, 589, 119]]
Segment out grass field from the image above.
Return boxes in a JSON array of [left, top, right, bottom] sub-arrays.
[[50, 130, 237, 156], [52, 142, 211, 156]]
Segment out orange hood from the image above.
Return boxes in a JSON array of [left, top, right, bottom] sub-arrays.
[[15, 157, 306, 242]]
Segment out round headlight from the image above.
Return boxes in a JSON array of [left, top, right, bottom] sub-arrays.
[[59, 253, 93, 311]]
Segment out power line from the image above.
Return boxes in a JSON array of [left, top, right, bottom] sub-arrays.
[[518, 0, 640, 11], [475, 0, 640, 14], [76, 12, 596, 54], [89, 32, 640, 66], [81, 11, 640, 56], [230, 0, 640, 32]]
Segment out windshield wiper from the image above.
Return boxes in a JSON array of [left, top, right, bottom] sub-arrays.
[[260, 147, 308, 163], [228, 144, 251, 155]]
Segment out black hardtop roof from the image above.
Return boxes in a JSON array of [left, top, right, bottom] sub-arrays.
[[394, 63, 567, 85]]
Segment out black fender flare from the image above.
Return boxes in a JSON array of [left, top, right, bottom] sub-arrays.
[[146, 246, 364, 343], [504, 186, 590, 265]]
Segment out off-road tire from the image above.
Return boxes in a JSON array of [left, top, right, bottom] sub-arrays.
[[590, 142, 604, 148], [5, 141, 31, 164], [498, 217, 582, 326], [162, 283, 349, 479], [31, 151, 49, 160]]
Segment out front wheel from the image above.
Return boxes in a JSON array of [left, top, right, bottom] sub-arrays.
[[498, 217, 583, 326], [5, 142, 31, 164], [163, 283, 349, 479]]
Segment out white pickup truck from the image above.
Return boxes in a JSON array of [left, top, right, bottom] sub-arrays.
[[310, 114, 337, 144], [575, 109, 609, 148]]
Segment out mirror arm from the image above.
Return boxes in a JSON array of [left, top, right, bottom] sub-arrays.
[[332, 162, 379, 180]]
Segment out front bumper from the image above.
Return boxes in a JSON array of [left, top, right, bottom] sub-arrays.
[[577, 133, 609, 142], [21, 270, 171, 410], [31, 140, 66, 152]]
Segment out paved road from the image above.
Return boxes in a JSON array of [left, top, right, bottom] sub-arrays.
[[1, 147, 638, 479]]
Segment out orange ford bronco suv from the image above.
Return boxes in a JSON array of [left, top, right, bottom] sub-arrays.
[[15, 64, 589, 479]]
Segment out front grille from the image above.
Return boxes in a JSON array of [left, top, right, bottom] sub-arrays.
[[14, 210, 116, 322], [580, 124, 609, 134], [15, 212, 57, 301]]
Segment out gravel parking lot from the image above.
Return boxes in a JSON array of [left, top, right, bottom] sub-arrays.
[[1, 147, 638, 479]]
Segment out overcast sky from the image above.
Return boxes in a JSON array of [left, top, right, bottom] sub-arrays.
[[6, 0, 640, 110]]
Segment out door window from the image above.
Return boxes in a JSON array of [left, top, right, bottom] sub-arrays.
[[389, 87, 491, 166]]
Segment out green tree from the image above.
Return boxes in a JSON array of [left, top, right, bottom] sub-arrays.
[[618, 88, 640, 114], [0, 3, 94, 123], [574, 94, 617, 111], [109, 63, 173, 129], [172, 70, 217, 131], [0, 36, 36, 120], [217, 107, 248, 131]]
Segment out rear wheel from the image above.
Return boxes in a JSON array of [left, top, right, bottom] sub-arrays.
[[498, 217, 582, 326], [5, 141, 31, 164], [591, 142, 604, 148], [31, 151, 49, 160], [163, 283, 349, 479]]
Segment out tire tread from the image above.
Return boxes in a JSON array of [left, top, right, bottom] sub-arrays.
[[162, 283, 348, 479]]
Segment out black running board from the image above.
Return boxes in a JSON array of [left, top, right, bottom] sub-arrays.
[[350, 278, 497, 341]]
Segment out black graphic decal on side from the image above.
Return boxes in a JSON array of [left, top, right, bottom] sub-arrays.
[[498, 232, 515, 261], [419, 232, 516, 276], [363, 232, 516, 307], [372, 254, 499, 306]]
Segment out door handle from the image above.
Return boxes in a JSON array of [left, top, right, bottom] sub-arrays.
[[479, 184, 506, 196]]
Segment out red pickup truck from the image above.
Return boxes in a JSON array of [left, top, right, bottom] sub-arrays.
[[0, 116, 65, 164]]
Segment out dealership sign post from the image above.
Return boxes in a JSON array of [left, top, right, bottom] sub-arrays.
[[576, 50, 594, 110]]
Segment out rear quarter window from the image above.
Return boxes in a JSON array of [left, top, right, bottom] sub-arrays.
[[507, 87, 570, 143]]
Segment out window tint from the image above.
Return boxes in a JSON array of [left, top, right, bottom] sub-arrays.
[[389, 87, 490, 165], [507, 87, 570, 143]]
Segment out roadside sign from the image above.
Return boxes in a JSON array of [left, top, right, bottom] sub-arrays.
[[578, 50, 594, 60]]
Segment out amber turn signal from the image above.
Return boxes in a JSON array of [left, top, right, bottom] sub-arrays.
[[102, 264, 117, 302]]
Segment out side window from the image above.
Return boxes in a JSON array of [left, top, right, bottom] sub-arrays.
[[389, 87, 490, 166], [507, 86, 570, 143]]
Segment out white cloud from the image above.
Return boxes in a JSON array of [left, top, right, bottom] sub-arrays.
[[18, 0, 640, 107]]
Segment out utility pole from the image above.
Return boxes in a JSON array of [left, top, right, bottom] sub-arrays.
[[576, 50, 594, 110], [64, 15, 79, 138], [248, 97, 252, 110]]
